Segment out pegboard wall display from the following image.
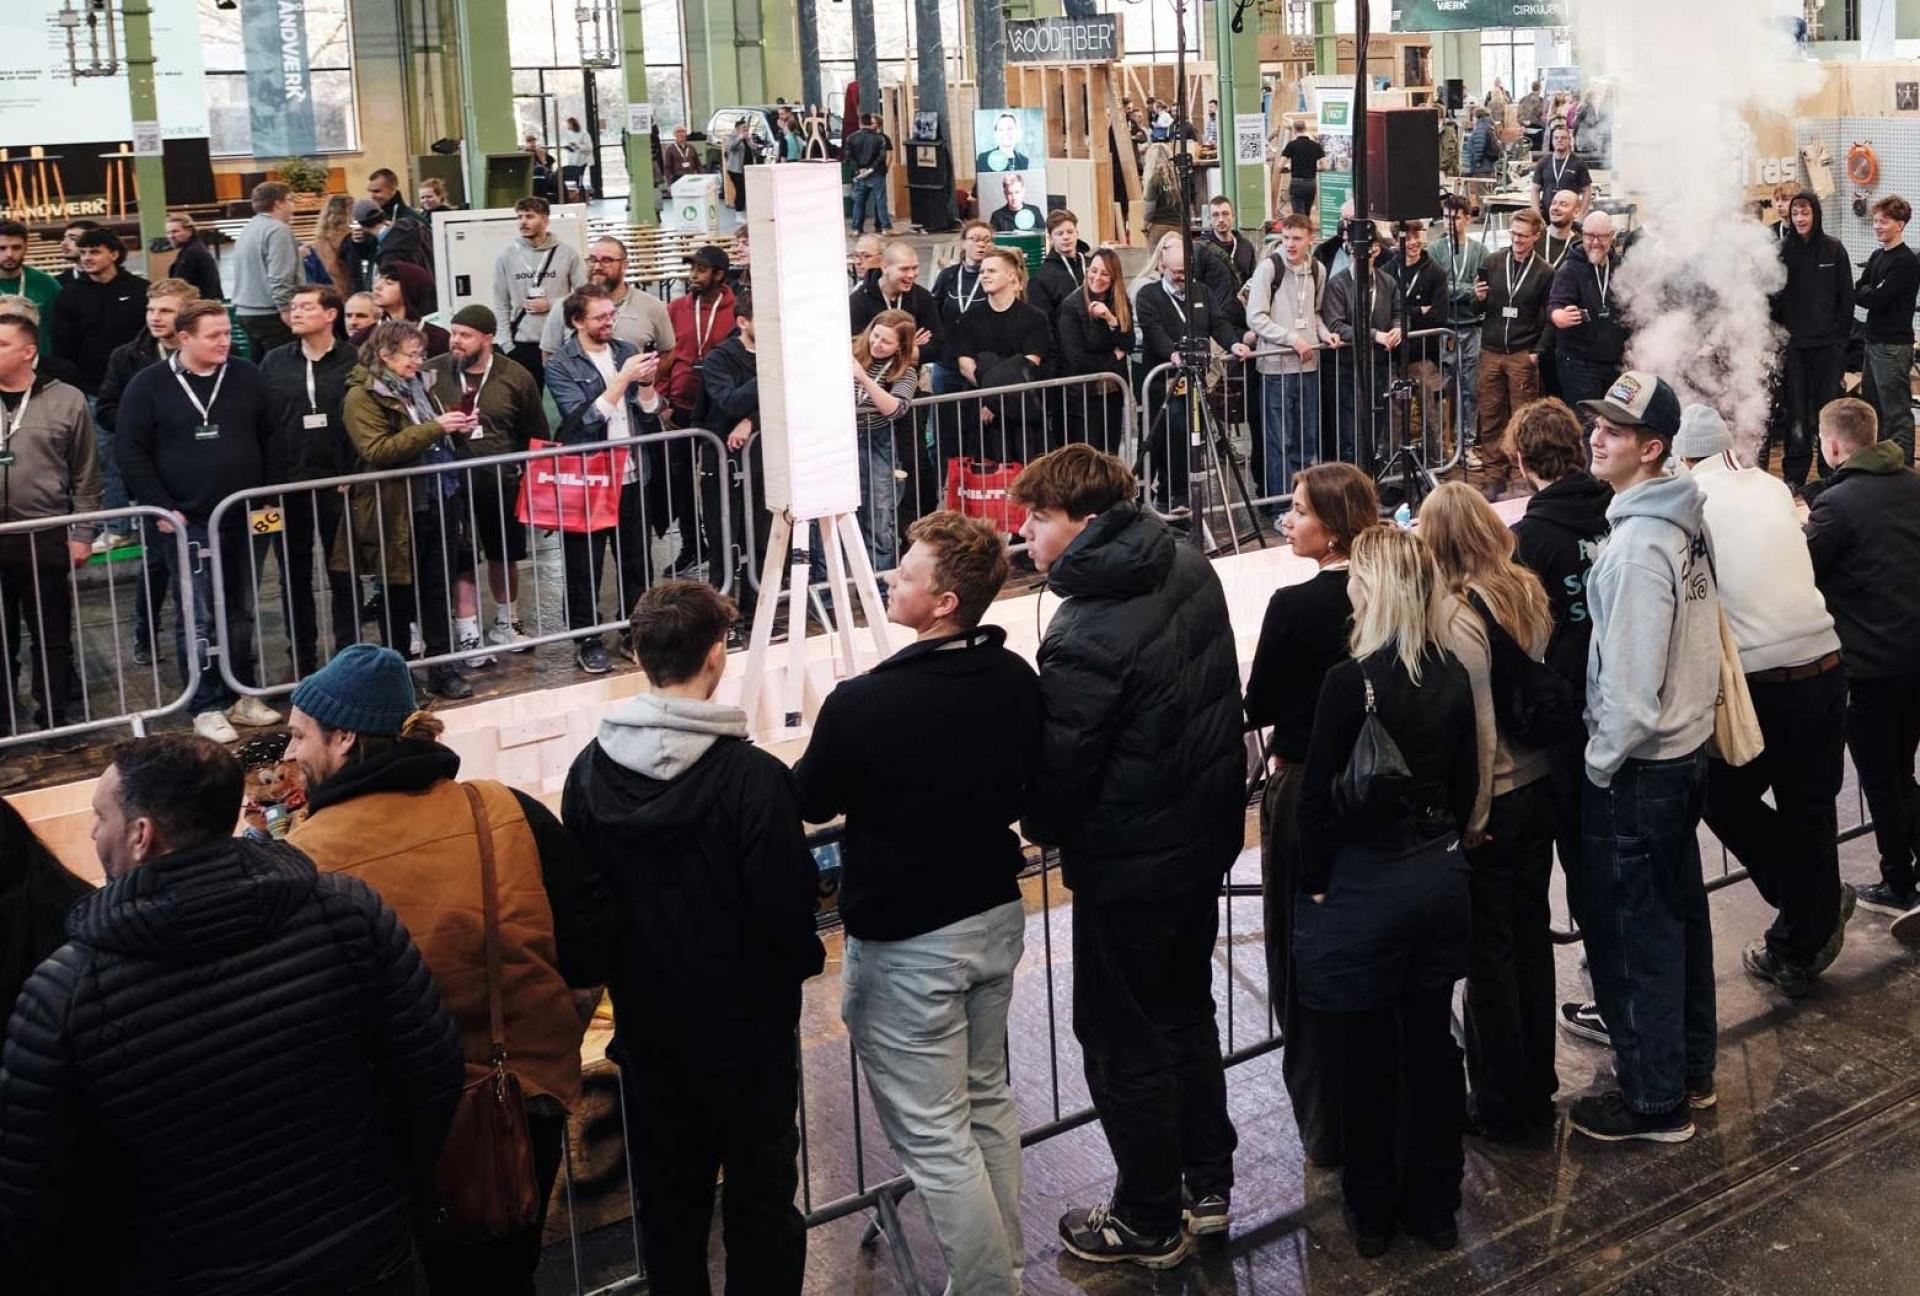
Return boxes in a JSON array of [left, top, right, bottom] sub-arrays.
[[1795, 119, 1920, 268]]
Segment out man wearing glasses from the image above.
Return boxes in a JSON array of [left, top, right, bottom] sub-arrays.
[[542, 235, 676, 358], [1547, 212, 1629, 415]]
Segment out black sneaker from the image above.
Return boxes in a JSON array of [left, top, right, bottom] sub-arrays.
[[1854, 881, 1920, 917], [616, 630, 640, 665], [1403, 1212, 1458, 1252], [1559, 1001, 1610, 1045], [1058, 1203, 1191, 1269], [1343, 1205, 1393, 1259], [1743, 939, 1813, 998], [1892, 900, 1920, 945], [426, 665, 473, 700], [1570, 1091, 1694, 1144], [1181, 1187, 1230, 1236], [1686, 1074, 1717, 1110], [1814, 887, 1858, 972], [576, 642, 613, 675], [131, 639, 154, 666]]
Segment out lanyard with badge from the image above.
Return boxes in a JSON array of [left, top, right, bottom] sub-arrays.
[[1290, 261, 1315, 332], [302, 350, 331, 437], [1547, 153, 1572, 194], [0, 384, 30, 468], [458, 352, 492, 438], [957, 265, 983, 314], [172, 353, 227, 441], [1062, 254, 1084, 287], [1593, 259, 1612, 319], [691, 295, 722, 355], [1502, 251, 1533, 321]]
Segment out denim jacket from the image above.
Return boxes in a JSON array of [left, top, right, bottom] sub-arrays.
[[544, 333, 662, 485]]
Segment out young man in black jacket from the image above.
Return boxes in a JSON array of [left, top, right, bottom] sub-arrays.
[[1771, 192, 1853, 489], [0, 734, 463, 1295], [1855, 194, 1920, 464], [115, 299, 285, 744], [1012, 445, 1245, 1268], [1027, 211, 1095, 347], [794, 512, 1039, 1296], [849, 240, 939, 349], [562, 580, 825, 1296], [1808, 398, 1920, 921], [698, 290, 767, 603], [48, 228, 148, 400], [1388, 219, 1450, 447]]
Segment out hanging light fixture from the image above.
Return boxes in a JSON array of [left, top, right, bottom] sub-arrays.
[[577, 0, 619, 69]]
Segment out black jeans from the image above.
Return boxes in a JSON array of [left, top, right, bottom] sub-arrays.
[[1773, 344, 1846, 489], [1072, 889, 1238, 1235], [1464, 778, 1559, 1131], [159, 521, 262, 713], [1311, 985, 1463, 1234], [1258, 763, 1341, 1164], [1577, 751, 1715, 1114], [419, 1108, 567, 1296], [1844, 669, 1920, 894], [407, 492, 472, 660], [0, 532, 76, 732], [561, 481, 651, 636], [622, 1047, 806, 1296], [1706, 664, 1846, 963], [507, 341, 547, 393], [1556, 353, 1618, 417], [277, 486, 354, 675], [238, 312, 294, 362]]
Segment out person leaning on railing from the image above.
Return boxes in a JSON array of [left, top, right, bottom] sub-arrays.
[[1053, 247, 1135, 451]]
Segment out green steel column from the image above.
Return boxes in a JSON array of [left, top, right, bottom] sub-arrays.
[[1213, 0, 1265, 222], [622, 0, 658, 224], [686, 0, 744, 124], [762, 0, 802, 101], [455, 0, 517, 203], [1313, 0, 1338, 74], [121, 0, 167, 251]]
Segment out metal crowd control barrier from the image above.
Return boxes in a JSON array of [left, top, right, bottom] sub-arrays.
[[1135, 326, 1468, 527], [0, 506, 199, 751], [203, 430, 731, 697], [740, 372, 1137, 593]]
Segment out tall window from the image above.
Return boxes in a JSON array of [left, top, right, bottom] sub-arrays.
[[200, 0, 359, 156], [1100, 0, 1203, 62], [1480, 28, 1540, 98], [815, 0, 964, 113]]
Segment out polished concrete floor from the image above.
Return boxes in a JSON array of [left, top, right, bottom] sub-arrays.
[[541, 803, 1920, 1296]]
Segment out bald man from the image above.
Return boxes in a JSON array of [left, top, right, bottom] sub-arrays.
[[1547, 211, 1627, 411], [1543, 189, 1585, 269]]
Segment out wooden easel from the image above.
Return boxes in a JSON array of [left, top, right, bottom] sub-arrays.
[[740, 510, 890, 739]]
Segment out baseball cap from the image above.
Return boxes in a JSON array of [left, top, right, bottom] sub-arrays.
[[1581, 371, 1683, 439], [684, 245, 729, 273], [351, 198, 386, 227]]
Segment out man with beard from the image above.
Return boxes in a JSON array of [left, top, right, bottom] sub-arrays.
[[0, 221, 60, 355], [1547, 212, 1628, 414]]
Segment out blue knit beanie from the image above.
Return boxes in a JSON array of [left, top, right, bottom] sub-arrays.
[[289, 644, 419, 735]]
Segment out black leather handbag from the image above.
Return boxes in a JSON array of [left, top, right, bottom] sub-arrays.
[[1332, 664, 1412, 820]]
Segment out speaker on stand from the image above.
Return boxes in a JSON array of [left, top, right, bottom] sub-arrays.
[[1365, 108, 1443, 509]]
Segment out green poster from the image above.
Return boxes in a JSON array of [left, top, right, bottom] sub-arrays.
[[1391, 0, 1570, 32], [1320, 171, 1352, 240]]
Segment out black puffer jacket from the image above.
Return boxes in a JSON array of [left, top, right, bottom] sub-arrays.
[[0, 838, 463, 1295], [1805, 439, 1920, 679], [1025, 504, 1246, 901]]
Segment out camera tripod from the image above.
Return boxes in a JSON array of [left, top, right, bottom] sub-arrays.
[[1138, 349, 1268, 555], [1370, 226, 1441, 513]]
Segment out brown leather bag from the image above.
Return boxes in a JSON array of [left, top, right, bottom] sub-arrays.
[[421, 784, 541, 1243]]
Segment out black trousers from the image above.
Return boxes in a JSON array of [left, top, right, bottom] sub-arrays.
[[1312, 985, 1463, 1234], [1463, 778, 1559, 1132], [562, 481, 651, 634], [131, 514, 172, 654], [1772, 344, 1846, 489], [419, 1108, 567, 1296], [622, 1047, 806, 1296], [0, 533, 76, 732], [404, 493, 472, 659], [278, 486, 354, 674], [238, 312, 294, 362], [1258, 762, 1342, 1164], [1706, 664, 1846, 964], [1844, 669, 1920, 895], [508, 341, 547, 394], [1073, 889, 1238, 1235], [1547, 735, 1587, 917]]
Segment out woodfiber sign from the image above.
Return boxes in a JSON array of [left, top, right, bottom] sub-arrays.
[[1006, 16, 1123, 64]]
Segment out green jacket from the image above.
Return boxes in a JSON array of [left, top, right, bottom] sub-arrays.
[[425, 348, 549, 459], [0, 267, 62, 356], [334, 364, 448, 585]]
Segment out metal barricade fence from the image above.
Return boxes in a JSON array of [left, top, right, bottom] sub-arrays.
[[1135, 327, 1468, 526], [0, 506, 199, 751], [740, 372, 1137, 592], [202, 430, 732, 697]]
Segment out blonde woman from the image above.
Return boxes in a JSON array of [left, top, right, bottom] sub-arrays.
[[1423, 480, 1559, 1144], [1293, 525, 1476, 1257], [303, 193, 355, 298], [1141, 143, 1182, 248], [850, 309, 921, 571]]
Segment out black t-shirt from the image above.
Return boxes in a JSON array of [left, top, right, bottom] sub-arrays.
[[1281, 136, 1326, 183], [1531, 153, 1592, 213], [954, 298, 1050, 374], [0, 388, 23, 414]]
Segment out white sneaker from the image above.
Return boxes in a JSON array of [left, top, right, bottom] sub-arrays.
[[226, 696, 283, 728], [458, 634, 497, 668], [486, 620, 533, 653], [193, 710, 240, 743]]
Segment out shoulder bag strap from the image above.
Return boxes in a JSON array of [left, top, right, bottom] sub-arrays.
[[461, 782, 509, 1063]]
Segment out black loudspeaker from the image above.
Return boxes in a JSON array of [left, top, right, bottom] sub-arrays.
[[1445, 79, 1466, 111], [1366, 108, 1441, 223]]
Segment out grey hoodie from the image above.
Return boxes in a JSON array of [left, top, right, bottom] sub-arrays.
[[491, 234, 588, 349], [1583, 471, 1721, 787], [596, 693, 749, 780]]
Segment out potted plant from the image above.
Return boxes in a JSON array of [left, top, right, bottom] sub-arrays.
[[271, 157, 331, 209]]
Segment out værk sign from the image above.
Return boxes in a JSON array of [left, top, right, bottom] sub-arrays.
[[1006, 15, 1123, 64]]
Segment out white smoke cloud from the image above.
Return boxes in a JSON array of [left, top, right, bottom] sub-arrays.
[[1576, 0, 1822, 456]]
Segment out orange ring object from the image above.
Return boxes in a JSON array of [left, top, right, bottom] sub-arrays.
[[1848, 142, 1880, 188]]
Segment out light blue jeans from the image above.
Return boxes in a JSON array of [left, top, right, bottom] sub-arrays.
[[843, 900, 1026, 1296]]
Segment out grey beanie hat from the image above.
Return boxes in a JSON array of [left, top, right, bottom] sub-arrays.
[[1672, 403, 1733, 461]]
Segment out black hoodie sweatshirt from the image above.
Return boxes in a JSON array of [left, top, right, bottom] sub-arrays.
[[1855, 238, 1920, 345], [48, 269, 150, 395], [1776, 192, 1855, 349], [794, 625, 1041, 941], [1028, 241, 1095, 349], [1511, 468, 1613, 695]]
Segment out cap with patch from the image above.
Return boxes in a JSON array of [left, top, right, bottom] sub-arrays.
[[351, 198, 386, 226], [1580, 370, 1682, 439], [684, 245, 729, 273]]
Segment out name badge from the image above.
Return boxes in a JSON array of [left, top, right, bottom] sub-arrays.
[[0, 451, 15, 468], [1502, 306, 1520, 319], [303, 412, 328, 430], [527, 286, 547, 300], [1294, 317, 1309, 330], [469, 425, 486, 439], [1598, 306, 1612, 319], [194, 422, 221, 441]]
